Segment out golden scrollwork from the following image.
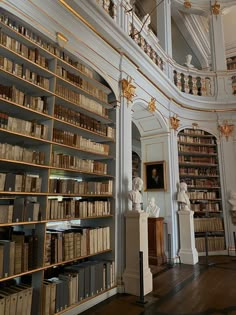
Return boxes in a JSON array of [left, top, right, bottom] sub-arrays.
[[147, 97, 156, 112], [120, 76, 136, 104], [184, 0, 191, 9], [211, 1, 220, 15], [218, 120, 234, 141], [170, 115, 180, 131]]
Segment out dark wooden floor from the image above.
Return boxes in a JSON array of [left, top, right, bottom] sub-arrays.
[[81, 256, 236, 315]]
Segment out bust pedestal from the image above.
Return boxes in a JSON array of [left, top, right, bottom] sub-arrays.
[[123, 211, 153, 296], [148, 217, 167, 266], [178, 210, 198, 265]]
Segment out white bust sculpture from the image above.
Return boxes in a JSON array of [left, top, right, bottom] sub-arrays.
[[184, 54, 194, 69], [128, 177, 143, 212], [146, 197, 160, 218], [228, 191, 236, 210], [177, 182, 191, 211]]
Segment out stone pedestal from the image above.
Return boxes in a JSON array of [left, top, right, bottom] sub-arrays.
[[178, 210, 198, 265], [123, 211, 153, 296], [148, 217, 167, 266]]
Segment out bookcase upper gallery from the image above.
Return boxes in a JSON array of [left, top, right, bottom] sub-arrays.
[[0, 7, 116, 315]]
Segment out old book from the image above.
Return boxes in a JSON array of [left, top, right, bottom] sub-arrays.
[[0, 173, 6, 190], [0, 295, 5, 315], [13, 198, 25, 223]]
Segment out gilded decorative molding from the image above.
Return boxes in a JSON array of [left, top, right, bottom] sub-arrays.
[[56, 32, 68, 48], [211, 1, 220, 15], [218, 120, 234, 141], [184, 1, 191, 9], [170, 115, 180, 131], [147, 97, 156, 113], [120, 76, 136, 104]]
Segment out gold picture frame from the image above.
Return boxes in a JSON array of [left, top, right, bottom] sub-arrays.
[[143, 161, 166, 191]]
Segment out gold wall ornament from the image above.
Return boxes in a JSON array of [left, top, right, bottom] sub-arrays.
[[120, 76, 136, 104], [170, 115, 180, 131], [218, 120, 234, 141], [184, 0, 191, 9], [147, 97, 156, 112], [211, 1, 220, 15]]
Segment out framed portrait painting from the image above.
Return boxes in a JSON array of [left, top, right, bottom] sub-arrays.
[[143, 161, 166, 191]]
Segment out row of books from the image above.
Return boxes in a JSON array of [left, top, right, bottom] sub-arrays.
[[0, 12, 95, 80], [45, 226, 110, 264], [54, 104, 115, 139], [0, 83, 48, 113], [0, 198, 40, 223], [0, 172, 42, 193], [181, 178, 219, 188], [43, 260, 114, 314], [47, 198, 111, 220], [56, 65, 108, 103], [178, 135, 215, 145], [188, 191, 218, 200], [0, 142, 45, 165], [195, 236, 225, 252], [0, 283, 32, 315], [179, 167, 218, 176], [52, 128, 110, 155], [0, 30, 49, 69], [51, 152, 108, 174], [56, 84, 109, 118], [194, 217, 224, 232], [182, 129, 207, 136], [178, 144, 216, 154], [0, 54, 50, 91], [191, 202, 220, 212], [0, 110, 49, 140], [0, 232, 38, 278], [49, 179, 113, 195], [179, 155, 217, 164]]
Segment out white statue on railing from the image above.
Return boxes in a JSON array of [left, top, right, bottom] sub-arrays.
[[177, 182, 191, 211], [146, 197, 160, 218], [183, 54, 195, 69], [128, 177, 143, 212]]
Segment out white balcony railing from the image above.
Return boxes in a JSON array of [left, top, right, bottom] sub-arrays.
[[96, 0, 236, 99]]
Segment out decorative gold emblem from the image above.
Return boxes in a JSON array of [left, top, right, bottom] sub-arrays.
[[147, 97, 156, 112], [184, 0, 191, 9], [212, 1, 220, 15], [218, 120, 234, 141], [170, 115, 180, 131], [120, 76, 136, 104]]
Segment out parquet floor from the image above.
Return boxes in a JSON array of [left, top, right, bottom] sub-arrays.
[[81, 256, 236, 315]]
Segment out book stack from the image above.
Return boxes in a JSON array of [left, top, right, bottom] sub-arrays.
[[0, 172, 42, 192], [56, 84, 108, 118], [0, 197, 40, 223], [195, 236, 225, 252], [191, 202, 220, 212], [0, 142, 45, 165], [42, 260, 114, 314], [45, 226, 110, 265], [188, 191, 217, 200], [49, 178, 112, 195], [0, 283, 33, 315], [0, 110, 49, 139], [51, 152, 107, 174], [54, 104, 114, 138], [194, 217, 224, 232]]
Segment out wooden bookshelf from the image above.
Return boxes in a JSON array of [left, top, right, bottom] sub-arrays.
[[178, 128, 225, 255], [0, 7, 116, 315]]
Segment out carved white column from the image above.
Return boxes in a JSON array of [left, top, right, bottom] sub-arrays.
[[156, 0, 172, 57], [178, 210, 198, 265]]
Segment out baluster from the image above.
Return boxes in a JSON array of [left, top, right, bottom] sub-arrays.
[[192, 77, 198, 95], [140, 36, 146, 51], [201, 78, 207, 96], [146, 44, 151, 57], [151, 50, 157, 64], [184, 75, 190, 94], [176, 73, 182, 91], [205, 77, 212, 96], [103, 0, 111, 13]]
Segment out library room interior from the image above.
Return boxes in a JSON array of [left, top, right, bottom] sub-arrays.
[[0, 0, 236, 314]]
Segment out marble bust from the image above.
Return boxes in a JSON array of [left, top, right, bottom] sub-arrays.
[[128, 177, 143, 212], [228, 192, 236, 211], [177, 182, 191, 211], [146, 197, 160, 218], [183, 54, 194, 69]]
